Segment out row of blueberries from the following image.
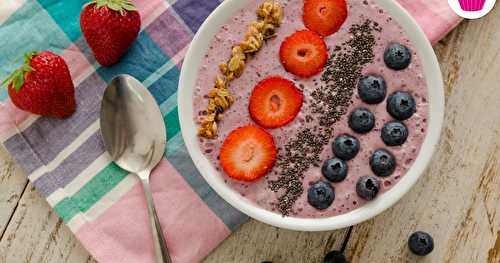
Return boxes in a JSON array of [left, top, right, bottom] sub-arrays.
[[304, 42, 432, 260], [307, 43, 417, 209]]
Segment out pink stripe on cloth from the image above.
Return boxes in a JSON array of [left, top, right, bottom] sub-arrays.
[[76, 159, 231, 263], [0, 99, 31, 137], [134, 0, 167, 26], [398, 0, 461, 44], [60, 44, 92, 83]]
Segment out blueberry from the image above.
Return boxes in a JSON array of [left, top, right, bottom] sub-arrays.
[[322, 158, 348, 183], [381, 121, 408, 146], [384, 43, 412, 70], [357, 74, 387, 104], [370, 149, 396, 177], [387, 91, 416, 120], [349, 108, 375, 134], [356, 175, 380, 200], [332, 134, 360, 160], [408, 231, 434, 256], [307, 181, 335, 210], [324, 250, 347, 263]]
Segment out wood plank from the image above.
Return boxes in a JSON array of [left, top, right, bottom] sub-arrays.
[[344, 9, 500, 263], [0, 146, 28, 238], [0, 183, 95, 263], [204, 221, 348, 263]]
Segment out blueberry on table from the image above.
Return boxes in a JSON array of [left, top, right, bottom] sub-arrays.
[[349, 108, 375, 134], [387, 91, 416, 120], [384, 43, 412, 70], [307, 181, 335, 210], [370, 149, 396, 177], [408, 231, 434, 256], [356, 175, 380, 200], [357, 74, 387, 104], [333, 134, 360, 160], [381, 121, 408, 146], [322, 158, 348, 183], [324, 250, 347, 263]]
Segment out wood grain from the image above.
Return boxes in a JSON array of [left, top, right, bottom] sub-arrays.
[[204, 221, 348, 262], [0, 179, 96, 263], [0, 146, 27, 239], [1, 6, 500, 263]]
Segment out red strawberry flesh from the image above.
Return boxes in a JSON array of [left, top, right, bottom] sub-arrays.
[[279, 30, 328, 78], [80, 1, 141, 66], [249, 76, 303, 128], [303, 0, 348, 36], [220, 125, 277, 182], [5, 51, 76, 118]]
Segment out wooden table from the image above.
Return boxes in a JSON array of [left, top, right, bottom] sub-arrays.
[[1, 9, 499, 263]]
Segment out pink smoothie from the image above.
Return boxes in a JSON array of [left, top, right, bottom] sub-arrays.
[[193, 0, 428, 218]]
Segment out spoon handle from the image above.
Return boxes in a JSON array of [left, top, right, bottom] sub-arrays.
[[141, 175, 172, 263]]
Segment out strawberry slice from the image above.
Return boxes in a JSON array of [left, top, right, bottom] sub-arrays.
[[249, 76, 303, 128], [303, 0, 348, 37], [220, 125, 277, 182], [279, 30, 328, 78]]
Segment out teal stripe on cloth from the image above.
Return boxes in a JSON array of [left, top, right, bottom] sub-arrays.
[[54, 162, 129, 222], [160, 92, 178, 115], [166, 133, 185, 156], [0, 0, 71, 81], [164, 106, 180, 141], [37, 0, 88, 41], [0, 0, 73, 101], [0, 90, 7, 101]]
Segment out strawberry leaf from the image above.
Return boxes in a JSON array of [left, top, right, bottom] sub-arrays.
[[24, 51, 36, 63], [1, 74, 14, 88], [107, 2, 120, 11], [89, 0, 137, 15], [22, 64, 33, 72], [2, 51, 37, 91], [12, 72, 24, 92]]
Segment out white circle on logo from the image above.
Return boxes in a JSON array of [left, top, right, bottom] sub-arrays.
[[448, 0, 496, 19]]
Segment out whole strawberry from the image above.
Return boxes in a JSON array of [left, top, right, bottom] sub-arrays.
[[2, 51, 76, 118], [80, 0, 141, 66]]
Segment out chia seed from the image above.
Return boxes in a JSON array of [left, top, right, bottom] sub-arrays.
[[269, 20, 379, 215]]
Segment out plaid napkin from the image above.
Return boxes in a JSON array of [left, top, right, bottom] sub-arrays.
[[0, 0, 459, 262]]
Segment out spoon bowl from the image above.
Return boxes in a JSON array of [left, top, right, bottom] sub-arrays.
[[100, 74, 172, 263], [100, 74, 166, 174]]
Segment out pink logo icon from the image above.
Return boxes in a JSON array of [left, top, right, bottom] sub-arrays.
[[458, 0, 486, 11]]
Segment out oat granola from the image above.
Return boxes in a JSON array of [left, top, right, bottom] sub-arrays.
[[198, 1, 283, 139]]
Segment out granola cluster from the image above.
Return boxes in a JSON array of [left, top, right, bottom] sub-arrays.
[[198, 1, 283, 139]]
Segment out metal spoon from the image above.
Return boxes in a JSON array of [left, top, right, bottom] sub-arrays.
[[100, 74, 172, 263]]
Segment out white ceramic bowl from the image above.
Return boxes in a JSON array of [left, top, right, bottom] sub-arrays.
[[178, 0, 444, 231]]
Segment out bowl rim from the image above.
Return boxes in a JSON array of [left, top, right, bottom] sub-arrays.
[[178, 0, 444, 231]]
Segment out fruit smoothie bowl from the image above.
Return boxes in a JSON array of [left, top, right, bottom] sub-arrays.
[[178, 0, 444, 231]]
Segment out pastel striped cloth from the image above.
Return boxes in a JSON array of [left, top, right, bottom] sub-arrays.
[[0, 1, 459, 262]]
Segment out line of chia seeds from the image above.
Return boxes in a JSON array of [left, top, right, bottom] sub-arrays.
[[269, 19, 378, 216]]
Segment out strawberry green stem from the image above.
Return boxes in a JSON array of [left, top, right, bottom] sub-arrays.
[[85, 0, 137, 15], [1, 51, 37, 92]]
